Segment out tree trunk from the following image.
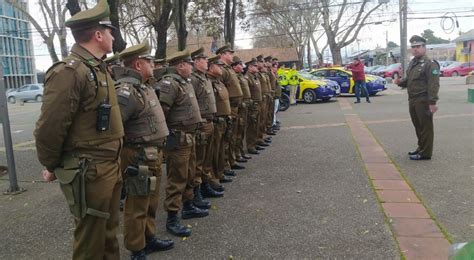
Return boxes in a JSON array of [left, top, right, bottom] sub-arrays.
[[174, 0, 188, 51], [154, 0, 173, 59], [66, 0, 80, 16], [229, 0, 236, 48], [46, 37, 59, 63], [59, 35, 68, 59], [224, 0, 231, 45], [108, 0, 126, 52], [330, 44, 343, 65], [307, 41, 311, 68]]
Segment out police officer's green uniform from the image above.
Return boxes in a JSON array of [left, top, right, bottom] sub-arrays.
[[34, 1, 124, 259], [189, 48, 221, 206], [256, 55, 272, 146], [397, 35, 440, 159], [115, 42, 174, 258], [231, 56, 252, 160], [216, 45, 244, 170], [207, 56, 233, 188], [245, 58, 263, 154], [264, 56, 277, 133], [157, 50, 208, 237]]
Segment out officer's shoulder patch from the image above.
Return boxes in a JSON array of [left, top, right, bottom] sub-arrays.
[[63, 58, 81, 70]]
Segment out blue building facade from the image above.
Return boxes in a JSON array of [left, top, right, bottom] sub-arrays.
[[0, 0, 36, 89]]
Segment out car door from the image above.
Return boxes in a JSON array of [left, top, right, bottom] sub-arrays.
[[15, 85, 30, 100], [333, 70, 351, 94], [28, 85, 40, 100]]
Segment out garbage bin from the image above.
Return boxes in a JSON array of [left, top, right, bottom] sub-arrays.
[[468, 88, 474, 103]]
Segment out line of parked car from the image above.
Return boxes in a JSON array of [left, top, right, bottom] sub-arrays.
[[278, 67, 387, 104], [365, 61, 474, 78]]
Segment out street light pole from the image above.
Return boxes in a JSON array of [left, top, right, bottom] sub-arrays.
[[399, 0, 408, 75]]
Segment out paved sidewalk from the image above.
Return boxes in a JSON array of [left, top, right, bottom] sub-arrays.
[[339, 98, 450, 259]]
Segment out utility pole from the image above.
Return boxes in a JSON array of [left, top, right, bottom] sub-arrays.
[[399, 0, 408, 75], [386, 30, 389, 65], [0, 63, 24, 195]]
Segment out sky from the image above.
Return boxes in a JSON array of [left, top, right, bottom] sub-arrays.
[[29, 0, 474, 71]]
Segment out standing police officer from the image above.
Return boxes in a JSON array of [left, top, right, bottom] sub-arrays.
[[231, 56, 252, 162], [216, 44, 245, 172], [35, 1, 124, 258], [394, 35, 440, 160], [157, 50, 208, 237], [207, 55, 233, 191], [115, 41, 174, 259], [189, 47, 222, 205], [245, 58, 264, 155]]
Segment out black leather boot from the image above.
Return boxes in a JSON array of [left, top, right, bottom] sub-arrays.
[[193, 186, 211, 209], [182, 200, 209, 219], [144, 236, 174, 254], [201, 182, 224, 198], [131, 249, 147, 260], [166, 212, 191, 237], [224, 169, 236, 176]]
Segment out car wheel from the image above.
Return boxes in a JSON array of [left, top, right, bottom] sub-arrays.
[[8, 96, 16, 104], [392, 72, 399, 79], [452, 71, 459, 77], [303, 89, 316, 104], [35, 95, 43, 102]]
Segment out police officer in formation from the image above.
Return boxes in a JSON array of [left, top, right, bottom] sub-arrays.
[[114, 42, 174, 259], [395, 35, 440, 160], [34, 1, 283, 258], [35, 1, 124, 259]]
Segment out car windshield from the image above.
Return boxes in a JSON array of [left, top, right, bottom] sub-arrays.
[[445, 62, 460, 69], [299, 72, 318, 80]]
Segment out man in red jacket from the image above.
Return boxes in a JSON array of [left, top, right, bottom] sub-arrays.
[[347, 57, 371, 103]]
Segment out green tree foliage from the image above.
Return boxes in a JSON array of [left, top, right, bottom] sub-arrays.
[[421, 29, 450, 44], [387, 41, 398, 48]]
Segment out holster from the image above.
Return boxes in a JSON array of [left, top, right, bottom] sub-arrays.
[[124, 146, 159, 196], [195, 130, 208, 146], [55, 156, 110, 219], [165, 130, 193, 150]]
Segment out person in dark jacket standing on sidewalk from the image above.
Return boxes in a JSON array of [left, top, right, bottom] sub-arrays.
[[347, 57, 371, 103]]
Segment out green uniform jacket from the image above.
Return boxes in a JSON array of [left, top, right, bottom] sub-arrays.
[[398, 55, 440, 104], [34, 44, 124, 172]]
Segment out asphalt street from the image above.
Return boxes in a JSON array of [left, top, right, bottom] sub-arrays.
[[0, 77, 472, 259]]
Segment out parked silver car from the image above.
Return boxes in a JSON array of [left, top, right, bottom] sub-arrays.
[[7, 84, 44, 104]]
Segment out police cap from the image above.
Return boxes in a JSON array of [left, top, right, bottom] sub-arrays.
[[167, 49, 193, 66], [65, 0, 116, 31], [216, 44, 235, 55], [104, 52, 120, 65], [208, 55, 225, 66], [231, 56, 243, 66], [191, 47, 207, 60], [409, 35, 427, 47], [154, 58, 166, 64], [256, 55, 264, 62], [119, 41, 154, 62], [245, 58, 258, 67], [264, 55, 273, 62]]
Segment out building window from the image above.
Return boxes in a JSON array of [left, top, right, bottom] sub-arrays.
[[3, 57, 10, 75]]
